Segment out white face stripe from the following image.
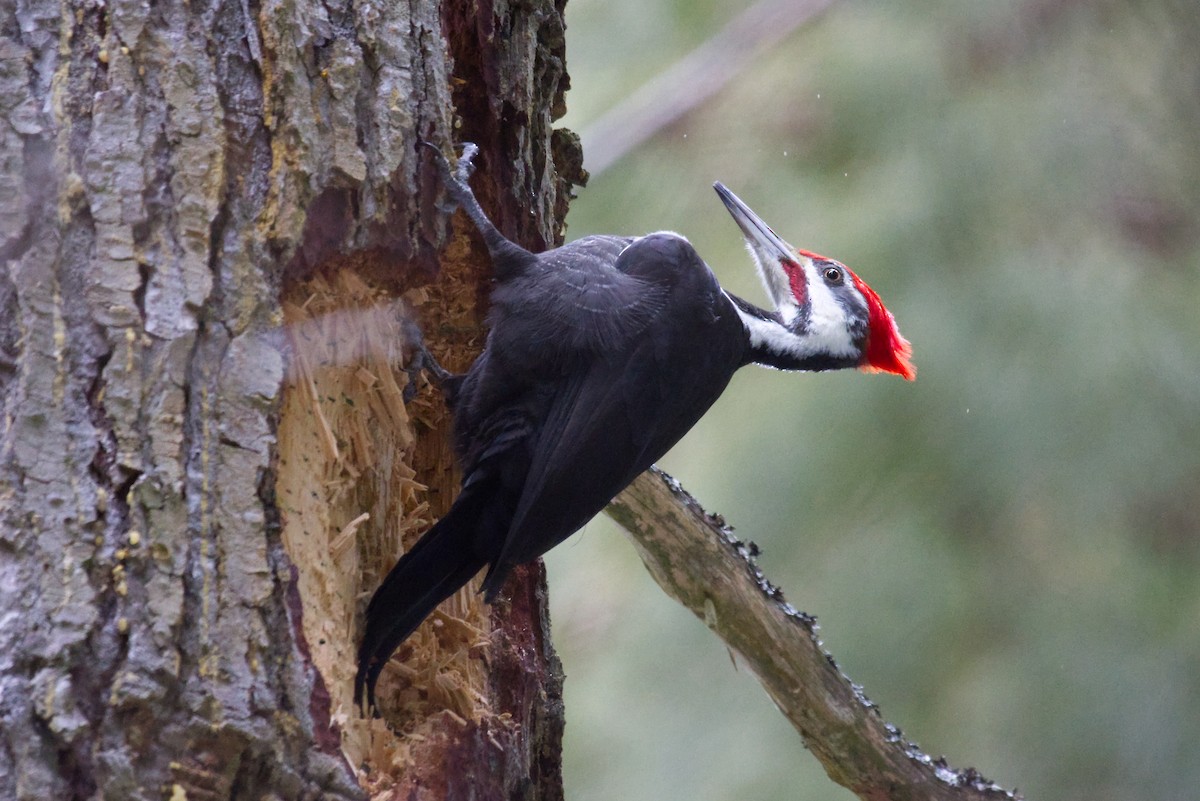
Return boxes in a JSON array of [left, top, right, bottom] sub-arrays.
[[800, 260, 857, 357], [724, 272, 860, 364], [729, 299, 801, 355]]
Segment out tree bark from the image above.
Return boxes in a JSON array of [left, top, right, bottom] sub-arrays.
[[609, 469, 1021, 801], [0, 0, 580, 798]]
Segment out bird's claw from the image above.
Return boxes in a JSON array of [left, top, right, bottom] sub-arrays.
[[420, 139, 480, 215], [400, 318, 452, 403], [401, 345, 450, 403], [453, 142, 478, 184]]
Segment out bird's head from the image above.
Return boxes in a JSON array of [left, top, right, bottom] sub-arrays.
[[714, 182, 915, 380]]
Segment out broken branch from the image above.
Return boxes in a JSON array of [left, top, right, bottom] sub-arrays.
[[606, 467, 1021, 801]]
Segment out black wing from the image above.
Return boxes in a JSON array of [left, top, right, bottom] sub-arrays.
[[480, 233, 748, 595], [486, 235, 672, 361]]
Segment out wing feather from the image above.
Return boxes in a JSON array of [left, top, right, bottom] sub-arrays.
[[487, 235, 671, 359], [480, 234, 748, 594]]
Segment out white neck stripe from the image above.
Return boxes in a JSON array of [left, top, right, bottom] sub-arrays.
[[725, 290, 858, 362]]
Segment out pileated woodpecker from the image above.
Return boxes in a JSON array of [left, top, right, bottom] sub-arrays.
[[356, 143, 914, 709]]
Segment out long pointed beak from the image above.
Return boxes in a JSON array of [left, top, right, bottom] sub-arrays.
[[713, 182, 801, 309], [713, 183, 795, 258]]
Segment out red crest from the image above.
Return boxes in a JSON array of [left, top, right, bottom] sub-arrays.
[[849, 272, 915, 380]]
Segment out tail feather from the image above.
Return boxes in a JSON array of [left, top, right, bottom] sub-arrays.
[[355, 516, 487, 711]]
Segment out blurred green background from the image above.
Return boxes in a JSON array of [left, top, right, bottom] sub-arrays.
[[541, 1, 1200, 800]]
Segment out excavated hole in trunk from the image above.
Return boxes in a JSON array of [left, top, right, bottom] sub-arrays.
[[276, 230, 491, 792]]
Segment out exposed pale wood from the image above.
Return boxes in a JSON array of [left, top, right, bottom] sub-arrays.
[[0, 0, 578, 797]]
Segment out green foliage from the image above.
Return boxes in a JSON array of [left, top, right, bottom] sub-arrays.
[[547, 1, 1200, 800]]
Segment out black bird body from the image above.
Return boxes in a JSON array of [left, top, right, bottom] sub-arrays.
[[356, 144, 914, 708], [458, 232, 748, 589]]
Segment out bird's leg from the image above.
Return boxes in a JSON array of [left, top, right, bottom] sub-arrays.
[[404, 344, 452, 395], [400, 318, 454, 403], [452, 142, 478, 184], [420, 140, 531, 272], [422, 140, 480, 217]]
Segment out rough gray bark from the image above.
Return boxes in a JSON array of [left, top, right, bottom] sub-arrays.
[[0, 0, 579, 798]]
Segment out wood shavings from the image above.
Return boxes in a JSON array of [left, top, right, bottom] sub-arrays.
[[277, 239, 494, 793], [330, 512, 370, 558]]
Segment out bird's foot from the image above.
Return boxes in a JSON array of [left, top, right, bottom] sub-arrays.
[[400, 318, 454, 403], [419, 138, 519, 269], [453, 142, 478, 184], [402, 344, 452, 403], [421, 140, 480, 214]]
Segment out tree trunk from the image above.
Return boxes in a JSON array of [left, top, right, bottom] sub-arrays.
[[0, 0, 582, 798]]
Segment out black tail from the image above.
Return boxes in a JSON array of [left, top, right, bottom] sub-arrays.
[[354, 492, 490, 712], [421, 140, 535, 278]]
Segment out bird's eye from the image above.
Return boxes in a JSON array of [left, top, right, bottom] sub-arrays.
[[823, 266, 843, 285]]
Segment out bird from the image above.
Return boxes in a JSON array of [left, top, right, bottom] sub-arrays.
[[355, 142, 914, 710]]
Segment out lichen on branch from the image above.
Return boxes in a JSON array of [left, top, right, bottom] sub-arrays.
[[608, 467, 1021, 801]]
